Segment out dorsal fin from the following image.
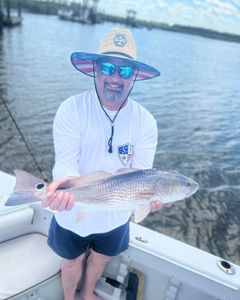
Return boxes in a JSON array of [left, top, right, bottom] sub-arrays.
[[115, 168, 139, 175]]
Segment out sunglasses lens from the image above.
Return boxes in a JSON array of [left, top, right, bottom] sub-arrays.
[[119, 66, 134, 79], [99, 62, 135, 79], [100, 63, 116, 76]]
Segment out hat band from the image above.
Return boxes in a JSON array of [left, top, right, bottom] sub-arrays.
[[101, 51, 134, 59]]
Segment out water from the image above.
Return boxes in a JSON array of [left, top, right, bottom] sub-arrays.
[[1, 13, 240, 264]]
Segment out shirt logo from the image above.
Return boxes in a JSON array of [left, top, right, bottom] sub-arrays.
[[118, 143, 134, 166], [113, 34, 127, 47]]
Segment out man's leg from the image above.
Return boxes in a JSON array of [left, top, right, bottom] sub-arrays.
[[61, 253, 85, 300], [81, 250, 112, 300]]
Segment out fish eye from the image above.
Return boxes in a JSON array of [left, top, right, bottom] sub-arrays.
[[35, 183, 45, 191], [187, 182, 191, 187]]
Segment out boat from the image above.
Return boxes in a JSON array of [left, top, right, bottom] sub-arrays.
[[58, 8, 74, 21], [0, 169, 239, 300], [3, 16, 22, 27], [57, 3, 101, 25]]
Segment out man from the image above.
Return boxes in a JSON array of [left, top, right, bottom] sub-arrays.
[[42, 28, 162, 300]]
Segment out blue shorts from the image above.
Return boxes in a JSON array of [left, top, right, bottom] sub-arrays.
[[47, 216, 130, 259]]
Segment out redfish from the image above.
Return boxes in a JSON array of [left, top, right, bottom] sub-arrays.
[[5, 168, 199, 222]]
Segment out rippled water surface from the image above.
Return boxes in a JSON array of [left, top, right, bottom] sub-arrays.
[[1, 13, 240, 264]]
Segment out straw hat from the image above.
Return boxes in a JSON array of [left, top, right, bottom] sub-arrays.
[[70, 28, 160, 81]]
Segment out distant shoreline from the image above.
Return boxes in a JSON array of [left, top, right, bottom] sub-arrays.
[[146, 22, 240, 44], [2, 0, 240, 44], [103, 14, 240, 44]]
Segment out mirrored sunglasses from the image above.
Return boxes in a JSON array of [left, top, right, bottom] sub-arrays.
[[99, 62, 136, 79]]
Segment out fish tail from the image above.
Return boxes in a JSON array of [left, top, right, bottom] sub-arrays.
[[4, 192, 41, 206], [4, 170, 46, 206]]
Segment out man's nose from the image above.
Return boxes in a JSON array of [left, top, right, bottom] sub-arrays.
[[111, 69, 122, 80]]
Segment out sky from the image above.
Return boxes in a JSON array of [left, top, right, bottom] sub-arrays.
[[94, 0, 240, 35]]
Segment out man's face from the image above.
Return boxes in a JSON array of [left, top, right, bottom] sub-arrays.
[[94, 57, 137, 107]]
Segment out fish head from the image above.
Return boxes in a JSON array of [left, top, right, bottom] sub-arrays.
[[154, 171, 199, 202]]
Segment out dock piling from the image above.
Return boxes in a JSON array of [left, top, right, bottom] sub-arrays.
[[2, 0, 22, 27]]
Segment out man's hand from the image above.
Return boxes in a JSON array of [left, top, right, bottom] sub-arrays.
[[150, 201, 173, 212], [41, 178, 75, 211], [150, 201, 163, 212]]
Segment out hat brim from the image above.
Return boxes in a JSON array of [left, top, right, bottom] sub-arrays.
[[70, 52, 160, 81]]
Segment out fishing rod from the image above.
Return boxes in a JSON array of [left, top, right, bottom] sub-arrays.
[[0, 94, 48, 181]]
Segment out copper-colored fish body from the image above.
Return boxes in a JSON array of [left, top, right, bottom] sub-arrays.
[[5, 169, 199, 222]]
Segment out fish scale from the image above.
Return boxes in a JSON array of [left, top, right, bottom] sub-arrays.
[[68, 170, 160, 210]]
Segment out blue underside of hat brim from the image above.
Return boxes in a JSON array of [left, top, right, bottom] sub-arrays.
[[70, 52, 160, 81]]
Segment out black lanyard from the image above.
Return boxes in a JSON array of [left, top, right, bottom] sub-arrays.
[[93, 62, 138, 153]]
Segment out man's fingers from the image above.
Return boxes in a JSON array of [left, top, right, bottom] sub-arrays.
[[55, 192, 70, 211], [47, 191, 75, 211], [41, 192, 56, 208], [58, 192, 75, 211], [47, 179, 65, 195], [150, 200, 174, 212], [150, 200, 163, 212], [48, 191, 64, 211], [66, 195, 75, 210], [41, 177, 75, 210]]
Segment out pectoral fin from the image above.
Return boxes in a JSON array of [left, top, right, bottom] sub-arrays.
[[134, 205, 151, 223]]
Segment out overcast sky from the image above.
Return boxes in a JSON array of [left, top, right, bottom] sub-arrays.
[[95, 0, 240, 35]]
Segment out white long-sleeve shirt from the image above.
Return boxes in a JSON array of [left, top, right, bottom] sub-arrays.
[[53, 90, 157, 236]]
